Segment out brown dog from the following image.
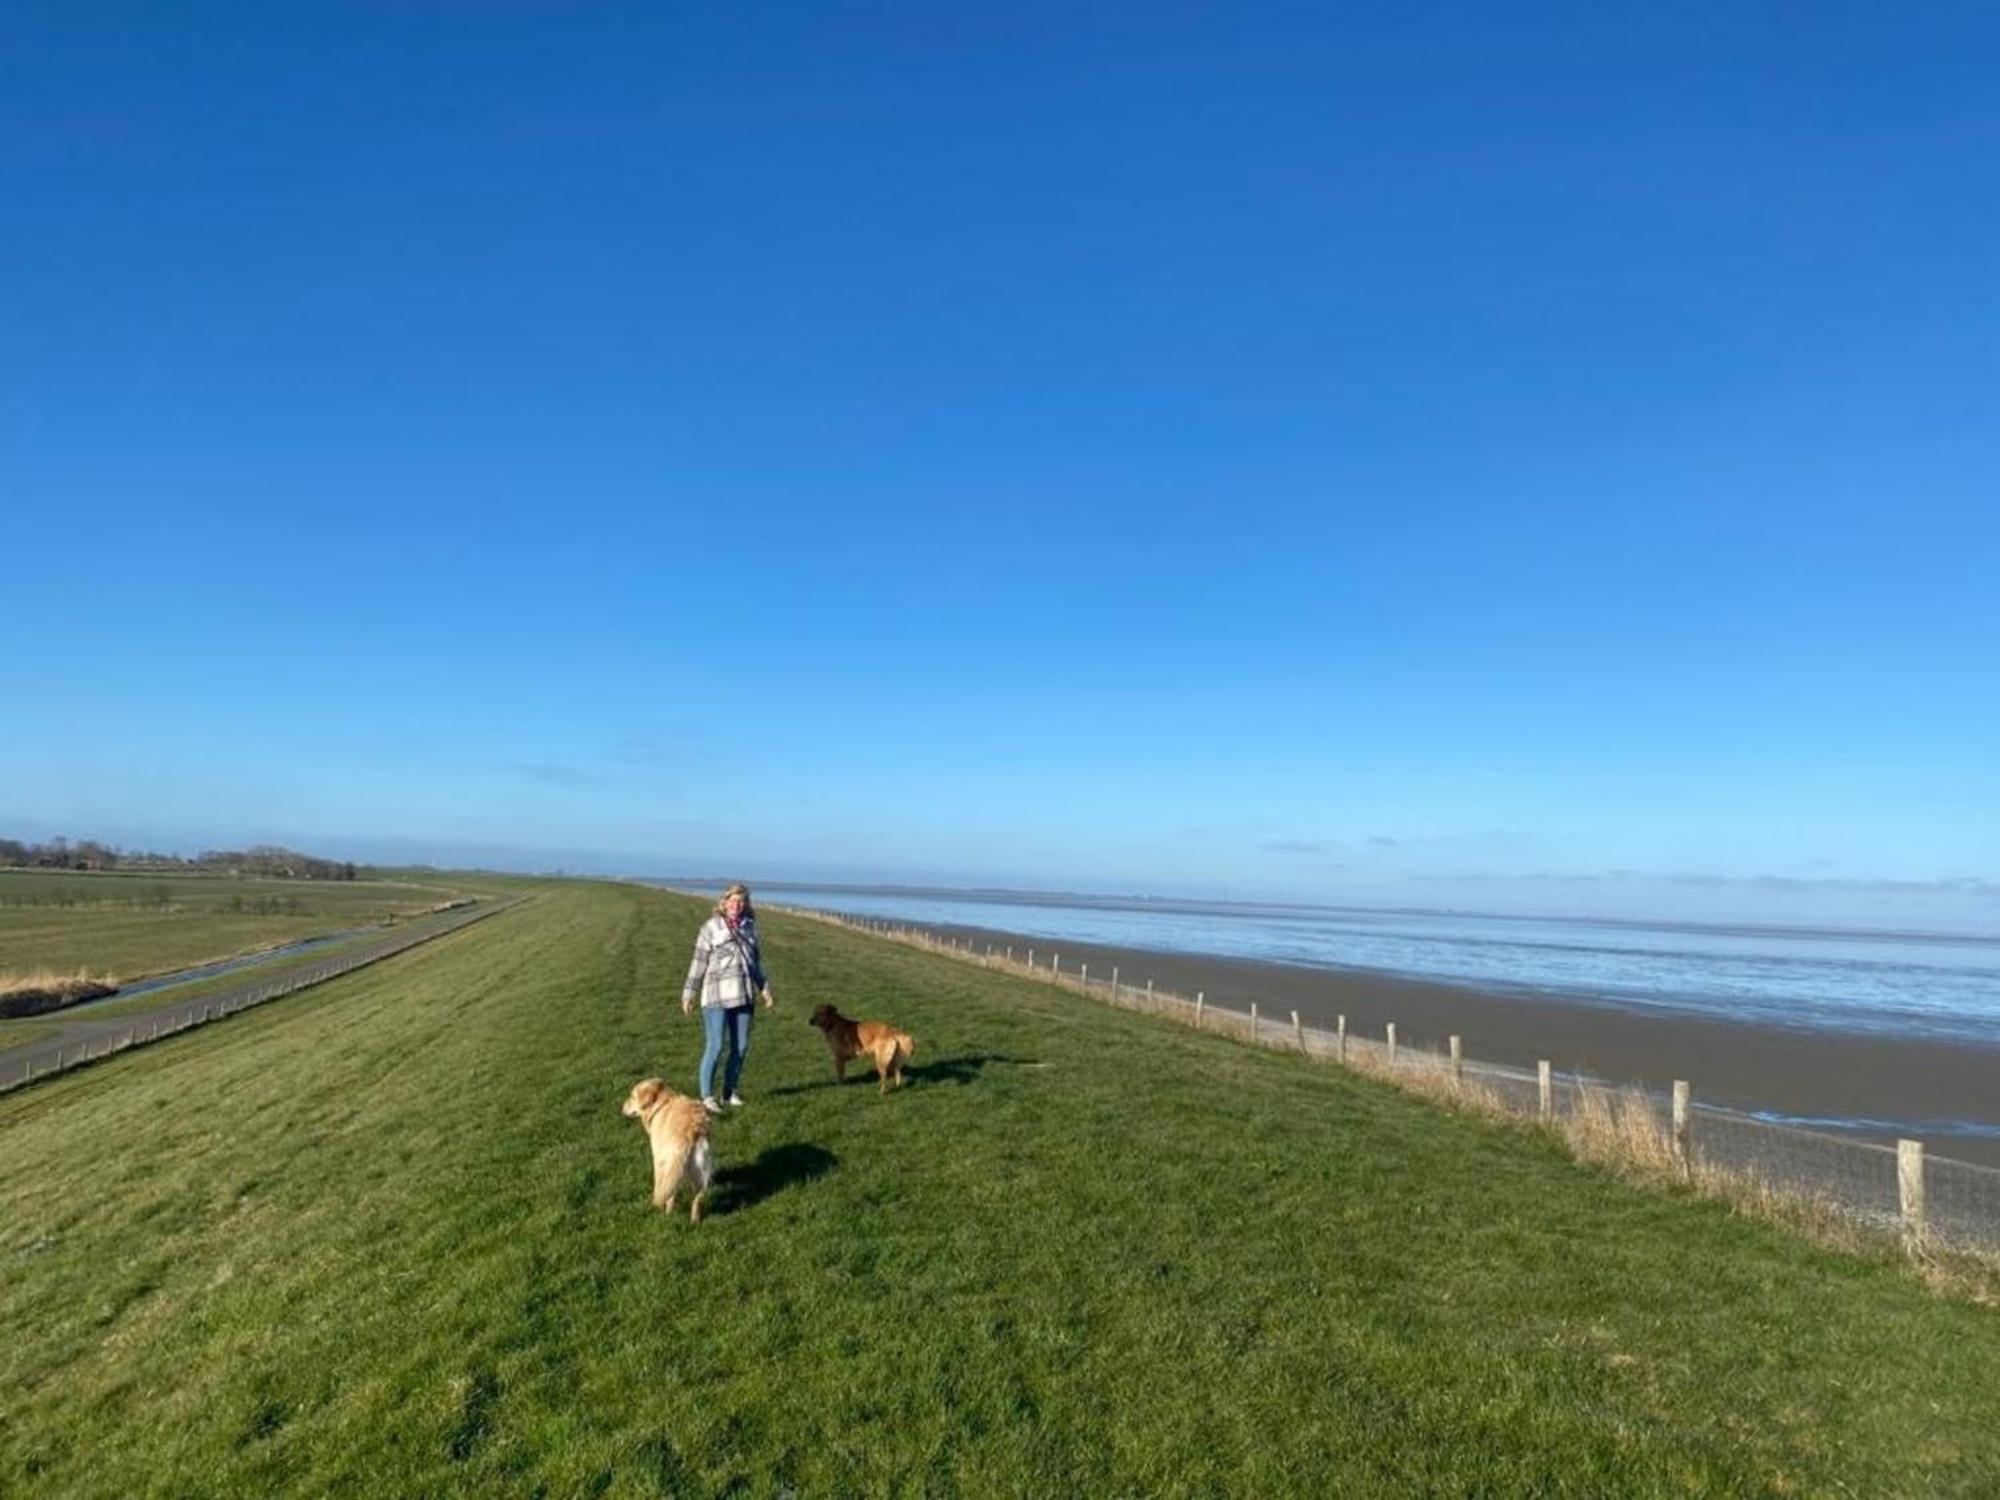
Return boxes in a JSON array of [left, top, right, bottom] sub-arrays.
[[809, 1004, 916, 1093], [620, 1078, 713, 1221]]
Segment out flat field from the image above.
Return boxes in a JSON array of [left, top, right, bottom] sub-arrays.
[[0, 868, 471, 982], [2, 881, 1997, 1496]]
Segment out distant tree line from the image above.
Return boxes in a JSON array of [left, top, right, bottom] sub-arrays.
[[0, 835, 359, 881]]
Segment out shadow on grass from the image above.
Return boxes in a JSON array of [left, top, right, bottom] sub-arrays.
[[765, 1052, 1035, 1097], [906, 1051, 1035, 1087], [710, 1142, 837, 1216]]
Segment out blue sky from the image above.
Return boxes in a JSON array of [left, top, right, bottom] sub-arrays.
[[5, 4, 1997, 928]]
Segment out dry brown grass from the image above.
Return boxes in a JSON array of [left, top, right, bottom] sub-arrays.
[[1552, 1078, 2000, 1302], [0, 967, 118, 1001], [1563, 1081, 1680, 1175]]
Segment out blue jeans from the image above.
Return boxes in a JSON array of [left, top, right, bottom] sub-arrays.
[[699, 1005, 753, 1098]]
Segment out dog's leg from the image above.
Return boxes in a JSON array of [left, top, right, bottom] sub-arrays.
[[834, 1052, 847, 1083]]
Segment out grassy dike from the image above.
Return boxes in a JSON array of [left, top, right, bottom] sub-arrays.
[[2, 880, 1997, 1497]]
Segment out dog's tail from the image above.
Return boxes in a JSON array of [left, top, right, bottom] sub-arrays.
[[654, 1114, 711, 1213], [654, 1135, 694, 1210], [687, 1136, 713, 1223]]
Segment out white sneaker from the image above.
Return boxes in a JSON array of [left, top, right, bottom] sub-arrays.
[[701, 1096, 723, 1115], [726, 1093, 745, 1108]]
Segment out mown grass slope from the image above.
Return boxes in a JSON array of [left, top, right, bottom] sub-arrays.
[[3, 880, 1997, 1497]]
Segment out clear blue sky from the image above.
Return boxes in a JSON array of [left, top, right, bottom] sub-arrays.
[[6, 4, 1997, 928]]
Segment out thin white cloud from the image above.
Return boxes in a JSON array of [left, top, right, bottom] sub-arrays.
[[497, 761, 600, 789]]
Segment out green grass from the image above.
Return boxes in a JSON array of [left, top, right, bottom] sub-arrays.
[[3, 880, 1997, 1496], [34, 907, 492, 1025], [0, 909, 486, 1044], [0, 1018, 62, 1048], [0, 868, 475, 982]]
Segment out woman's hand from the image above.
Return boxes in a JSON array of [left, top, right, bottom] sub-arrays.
[[681, 997, 693, 1016], [760, 986, 775, 1010]]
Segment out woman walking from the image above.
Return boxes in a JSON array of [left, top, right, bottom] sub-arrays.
[[681, 882, 775, 1113]]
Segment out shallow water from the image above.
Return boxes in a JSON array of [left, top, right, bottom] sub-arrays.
[[753, 886, 2000, 1047]]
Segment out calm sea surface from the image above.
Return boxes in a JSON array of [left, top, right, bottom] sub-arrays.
[[755, 886, 2000, 1047]]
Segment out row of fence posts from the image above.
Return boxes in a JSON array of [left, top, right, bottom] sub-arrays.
[[19, 998, 221, 1085], [830, 911, 1939, 1254], [7, 901, 515, 1095]]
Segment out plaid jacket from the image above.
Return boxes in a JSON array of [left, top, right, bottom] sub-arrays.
[[682, 913, 767, 1009]]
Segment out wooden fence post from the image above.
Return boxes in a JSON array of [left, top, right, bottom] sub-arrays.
[[1027, 949, 1034, 968], [1386, 1022, 1397, 1067], [1538, 1060, 1553, 1119], [1672, 1081, 1691, 1171], [1292, 1009, 1305, 1051], [1449, 1035, 1462, 1088], [1145, 979, 1154, 1008], [1111, 965, 1119, 999], [1337, 1014, 1347, 1063], [1898, 1139, 1926, 1249], [1081, 963, 1089, 990], [1194, 992, 1204, 1029], [1250, 1002, 1258, 1045]]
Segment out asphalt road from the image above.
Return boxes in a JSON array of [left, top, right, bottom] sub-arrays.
[[0, 898, 525, 1093]]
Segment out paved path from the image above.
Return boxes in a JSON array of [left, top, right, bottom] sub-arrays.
[[0, 897, 526, 1093]]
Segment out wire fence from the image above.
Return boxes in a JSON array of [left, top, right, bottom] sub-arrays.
[[785, 905, 2000, 1258], [0, 896, 526, 1095]]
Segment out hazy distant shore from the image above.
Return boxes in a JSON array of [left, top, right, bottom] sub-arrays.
[[825, 910, 2000, 1170]]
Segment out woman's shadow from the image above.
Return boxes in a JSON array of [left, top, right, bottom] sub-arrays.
[[710, 1142, 837, 1215]]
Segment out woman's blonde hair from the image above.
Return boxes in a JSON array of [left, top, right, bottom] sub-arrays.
[[714, 882, 753, 915]]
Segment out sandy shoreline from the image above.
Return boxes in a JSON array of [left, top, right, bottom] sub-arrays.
[[832, 911, 2000, 1170]]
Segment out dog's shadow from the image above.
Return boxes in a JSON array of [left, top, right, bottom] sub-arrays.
[[766, 1051, 1034, 1097], [709, 1142, 837, 1216], [906, 1051, 1034, 1087]]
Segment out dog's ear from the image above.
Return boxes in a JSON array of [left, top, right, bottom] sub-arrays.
[[623, 1078, 664, 1116]]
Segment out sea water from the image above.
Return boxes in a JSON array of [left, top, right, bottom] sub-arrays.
[[755, 885, 2000, 1047]]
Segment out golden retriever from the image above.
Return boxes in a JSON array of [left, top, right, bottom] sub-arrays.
[[808, 1004, 916, 1093], [620, 1078, 713, 1221]]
